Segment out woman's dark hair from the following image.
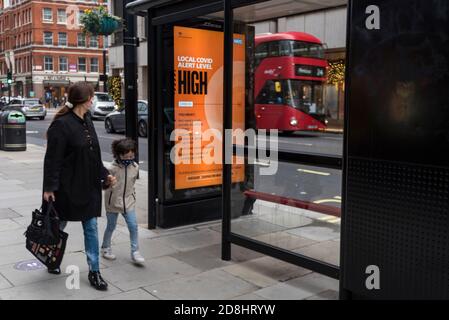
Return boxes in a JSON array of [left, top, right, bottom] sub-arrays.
[[52, 82, 94, 122], [112, 138, 137, 160]]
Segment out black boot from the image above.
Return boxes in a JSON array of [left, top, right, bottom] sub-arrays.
[[47, 267, 61, 275], [88, 271, 108, 291]]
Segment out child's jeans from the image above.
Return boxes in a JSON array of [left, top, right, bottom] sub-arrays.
[[102, 210, 139, 253]]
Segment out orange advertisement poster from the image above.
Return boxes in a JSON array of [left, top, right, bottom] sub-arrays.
[[173, 26, 245, 190]]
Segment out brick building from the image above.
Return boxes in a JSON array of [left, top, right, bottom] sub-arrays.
[[0, 0, 109, 103]]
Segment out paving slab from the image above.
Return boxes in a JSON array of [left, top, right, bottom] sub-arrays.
[[0, 243, 34, 266], [0, 208, 22, 219], [294, 240, 340, 266], [0, 219, 22, 232], [0, 228, 27, 248], [254, 273, 339, 300], [286, 225, 340, 242], [144, 269, 259, 300], [0, 273, 12, 290], [231, 293, 267, 300], [169, 244, 234, 272], [0, 252, 100, 287], [0, 272, 122, 300], [253, 231, 317, 251], [100, 237, 180, 268], [156, 229, 222, 252], [222, 256, 312, 288], [306, 290, 339, 300], [99, 288, 158, 300], [100, 256, 201, 291], [225, 219, 286, 238]]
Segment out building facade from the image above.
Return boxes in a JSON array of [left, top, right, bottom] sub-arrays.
[[0, 0, 109, 102], [108, 0, 148, 101]]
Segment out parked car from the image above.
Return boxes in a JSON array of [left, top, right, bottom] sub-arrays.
[[104, 100, 149, 137], [89, 92, 116, 120], [7, 97, 46, 120]]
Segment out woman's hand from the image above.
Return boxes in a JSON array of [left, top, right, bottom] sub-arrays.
[[43, 192, 55, 202]]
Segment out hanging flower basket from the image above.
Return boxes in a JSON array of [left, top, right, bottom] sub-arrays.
[[81, 6, 122, 36]]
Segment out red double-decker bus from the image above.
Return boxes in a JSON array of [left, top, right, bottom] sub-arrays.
[[254, 32, 328, 132]]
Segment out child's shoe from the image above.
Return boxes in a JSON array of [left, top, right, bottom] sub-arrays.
[[101, 247, 116, 260], [131, 251, 145, 264]]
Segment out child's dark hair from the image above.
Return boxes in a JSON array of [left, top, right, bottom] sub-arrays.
[[112, 138, 137, 160]]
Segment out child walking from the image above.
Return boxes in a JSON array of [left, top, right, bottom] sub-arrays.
[[101, 138, 145, 264]]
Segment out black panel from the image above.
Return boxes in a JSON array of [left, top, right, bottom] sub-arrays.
[[343, 0, 449, 299], [348, 0, 449, 166], [345, 158, 449, 299]]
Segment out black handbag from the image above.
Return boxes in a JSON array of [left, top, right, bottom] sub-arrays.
[[24, 201, 61, 245], [25, 230, 68, 270], [24, 201, 68, 270]]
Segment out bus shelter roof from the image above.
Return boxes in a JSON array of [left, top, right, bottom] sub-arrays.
[[126, 0, 347, 22]]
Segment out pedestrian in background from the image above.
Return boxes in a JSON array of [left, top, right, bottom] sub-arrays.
[[101, 138, 145, 265], [43, 82, 116, 291]]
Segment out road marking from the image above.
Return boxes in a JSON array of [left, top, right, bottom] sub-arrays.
[[317, 215, 341, 224], [26, 131, 39, 134], [258, 138, 313, 147], [97, 135, 117, 140], [254, 160, 271, 167], [334, 196, 341, 200], [297, 169, 331, 176]]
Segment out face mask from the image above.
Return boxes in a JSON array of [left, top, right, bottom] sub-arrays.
[[120, 159, 134, 167]]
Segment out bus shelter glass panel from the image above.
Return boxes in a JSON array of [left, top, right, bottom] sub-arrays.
[[159, 11, 255, 227], [227, 2, 345, 267]]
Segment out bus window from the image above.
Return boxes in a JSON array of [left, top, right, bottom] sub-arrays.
[[256, 80, 283, 105], [279, 40, 291, 56], [255, 43, 268, 66], [268, 41, 280, 57], [291, 41, 324, 59]]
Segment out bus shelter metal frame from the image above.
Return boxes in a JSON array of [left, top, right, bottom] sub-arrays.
[[127, 0, 342, 281]]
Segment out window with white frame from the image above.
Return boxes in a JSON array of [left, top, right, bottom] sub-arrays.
[[78, 57, 86, 72], [43, 8, 52, 22], [44, 56, 53, 71], [90, 58, 99, 72], [77, 10, 84, 25], [58, 32, 67, 46], [59, 57, 68, 72], [89, 36, 98, 48], [57, 9, 67, 23], [78, 33, 86, 47], [44, 32, 53, 45]]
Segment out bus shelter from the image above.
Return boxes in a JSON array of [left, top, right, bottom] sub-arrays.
[[126, 0, 449, 299], [127, 0, 342, 285]]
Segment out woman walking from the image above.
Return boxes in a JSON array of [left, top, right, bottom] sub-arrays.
[[43, 82, 116, 291]]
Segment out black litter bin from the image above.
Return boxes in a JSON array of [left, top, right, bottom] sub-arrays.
[[0, 110, 26, 151]]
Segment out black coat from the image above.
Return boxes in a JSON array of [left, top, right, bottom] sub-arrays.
[[43, 111, 109, 221]]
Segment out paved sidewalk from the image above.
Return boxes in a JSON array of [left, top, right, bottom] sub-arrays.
[[0, 143, 339, 300]]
